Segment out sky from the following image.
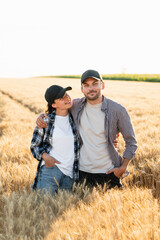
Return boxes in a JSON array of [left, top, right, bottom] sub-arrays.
[[0, 0, 160, 78]]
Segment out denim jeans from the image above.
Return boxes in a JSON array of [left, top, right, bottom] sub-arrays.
[[36, 165, 73, 195]]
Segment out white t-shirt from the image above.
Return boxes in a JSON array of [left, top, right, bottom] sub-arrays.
[[79, 102, 114, 173], [41, 115, 74, 178]]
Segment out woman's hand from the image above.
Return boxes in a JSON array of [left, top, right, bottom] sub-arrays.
[[42, 153, 60, 167]]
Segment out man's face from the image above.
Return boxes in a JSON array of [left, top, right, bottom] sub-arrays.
[[81, 78, 104, 101]]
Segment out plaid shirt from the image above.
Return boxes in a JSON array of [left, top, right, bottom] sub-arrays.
[[30, 110, 80, 189]]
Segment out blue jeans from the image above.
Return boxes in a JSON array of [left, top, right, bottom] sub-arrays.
[[36, 165, 73, 195]]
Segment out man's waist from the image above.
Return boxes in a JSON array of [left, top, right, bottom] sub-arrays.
[[79, 165, 114, 174]]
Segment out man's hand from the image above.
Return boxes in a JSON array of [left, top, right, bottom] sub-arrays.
[[106, 158, 130, 178], [42, 153, 60, 167], [36, 113, 48, 128], [106, 167, 125, 178]]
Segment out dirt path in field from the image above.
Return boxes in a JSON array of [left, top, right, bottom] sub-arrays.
[[0, 91, 37, 194], [0, 89, 41, 114], [0, 93, 6, 137]]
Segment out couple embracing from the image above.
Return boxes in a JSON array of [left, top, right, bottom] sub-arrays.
[[30, 69, 137, 195]]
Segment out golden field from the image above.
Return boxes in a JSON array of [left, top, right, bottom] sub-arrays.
[[0, 77, 160, 240]]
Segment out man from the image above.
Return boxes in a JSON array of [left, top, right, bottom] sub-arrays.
[[36, 70, 137, 189]]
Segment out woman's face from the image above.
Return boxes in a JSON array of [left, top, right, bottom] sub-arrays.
[[52, 93, 72, 110]]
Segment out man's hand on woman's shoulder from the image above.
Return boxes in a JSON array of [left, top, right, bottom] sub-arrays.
[[36, 113, 48, 128]]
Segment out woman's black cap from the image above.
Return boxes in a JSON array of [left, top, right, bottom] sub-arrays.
[[45, 85, 72, 105]]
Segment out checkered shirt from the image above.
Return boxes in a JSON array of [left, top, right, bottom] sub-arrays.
[[30, 110, 80, 189]]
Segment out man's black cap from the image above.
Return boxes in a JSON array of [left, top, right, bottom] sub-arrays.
[[81, 69, 103, 84], [45, 85, 72, 105]]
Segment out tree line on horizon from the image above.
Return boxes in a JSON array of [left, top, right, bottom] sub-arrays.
[[39, 73, 160, 82]]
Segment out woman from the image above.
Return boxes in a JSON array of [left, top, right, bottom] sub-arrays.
[[30, 85, 80, 195]]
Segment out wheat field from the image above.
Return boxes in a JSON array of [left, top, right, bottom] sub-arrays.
[[0, 77, 160, 240]]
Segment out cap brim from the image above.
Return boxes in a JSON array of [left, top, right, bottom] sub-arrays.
[[81, 76, 103, 83], [55, 86, 72, 99]]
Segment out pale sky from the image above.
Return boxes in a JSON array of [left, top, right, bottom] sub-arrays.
[[0, 0, 160, 78]]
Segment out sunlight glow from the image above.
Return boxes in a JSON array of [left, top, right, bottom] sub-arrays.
[[0, 0, 160, 77]]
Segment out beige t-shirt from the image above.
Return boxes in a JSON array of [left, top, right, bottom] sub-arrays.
[[79, 102, 114, 173]]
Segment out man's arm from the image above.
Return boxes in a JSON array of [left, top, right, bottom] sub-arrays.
[[106, 107, 137, 178], [118, 106, 137, 160]]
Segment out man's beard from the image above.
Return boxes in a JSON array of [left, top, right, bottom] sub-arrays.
[[85, 90, 101, 101]]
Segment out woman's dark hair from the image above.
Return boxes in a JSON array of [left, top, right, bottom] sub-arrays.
[[45, 103, 55, 115]]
